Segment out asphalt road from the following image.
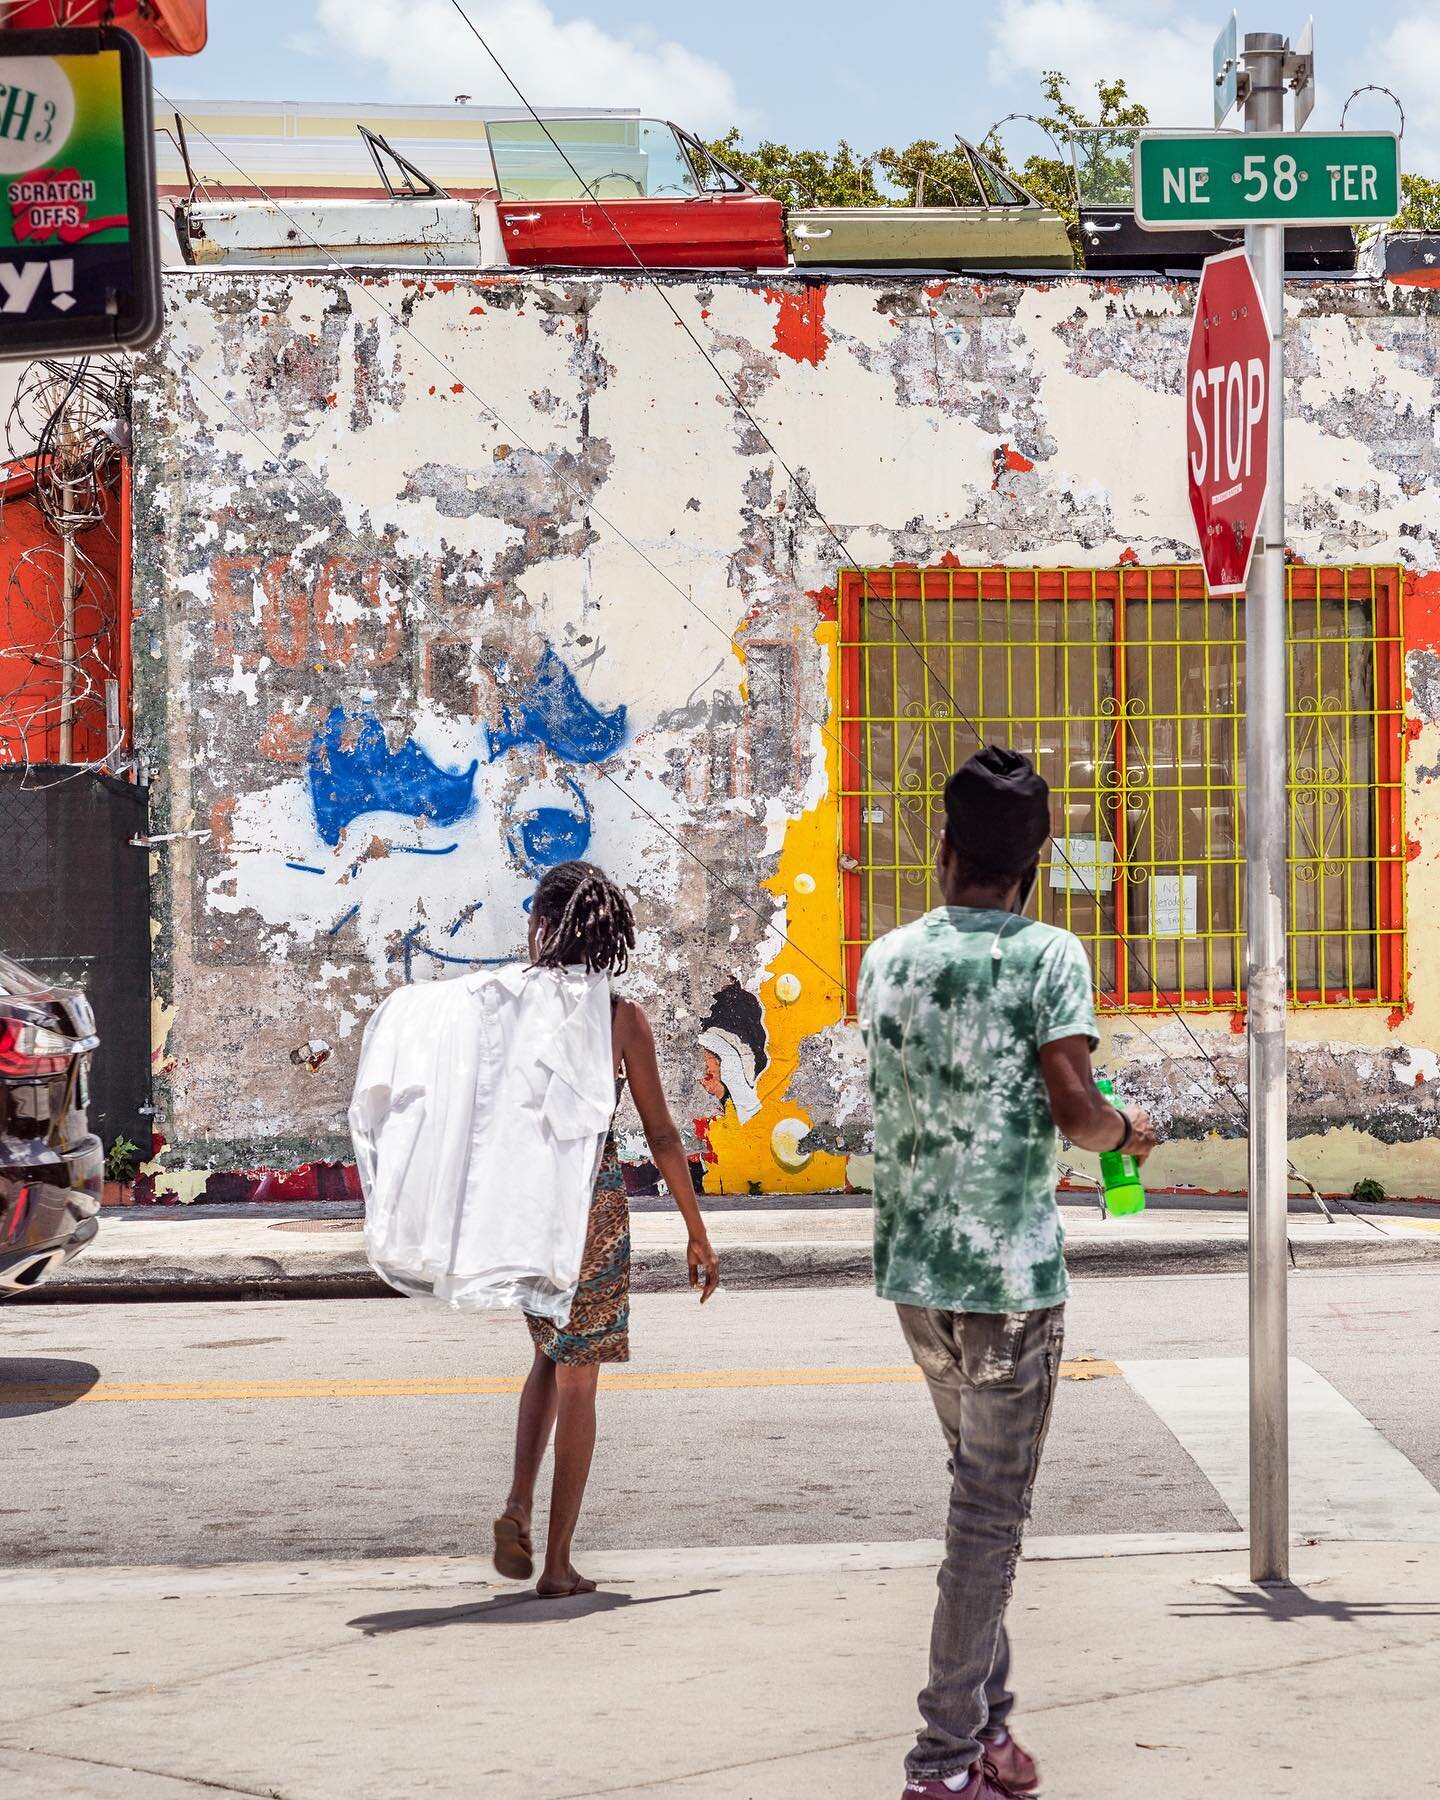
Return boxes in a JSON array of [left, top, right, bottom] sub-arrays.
[[2, 1264, 1438, 1569]]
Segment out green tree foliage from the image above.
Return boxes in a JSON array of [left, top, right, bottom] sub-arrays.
[[713, 75, 1431, 244], [872, 141, 985, 208], [991, 71, 1150, 223], [1391, 172, 1440, 231], [706, 129, 986, 209], [706, 129, 883, 208], [708, 72, 1147, 223]]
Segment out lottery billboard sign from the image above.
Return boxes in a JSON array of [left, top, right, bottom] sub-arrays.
[[0, 28, 161, 358]]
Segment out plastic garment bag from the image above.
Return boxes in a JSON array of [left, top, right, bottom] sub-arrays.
[[350, 964, 614, 1322]]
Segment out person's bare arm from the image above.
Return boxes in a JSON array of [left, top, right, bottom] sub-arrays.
[[615, 1000, 720, 1301], [1039, 1036, 1158, 1161]]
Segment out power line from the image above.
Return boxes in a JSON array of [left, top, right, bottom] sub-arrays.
[[185, 348, 1364, 1218], [435, 2, 1347, 1212], [167, 361, 851, 1001], [158, 79, 1342, 1214], [156, 84, 1187, 1016], [149, 95, 953, 977]]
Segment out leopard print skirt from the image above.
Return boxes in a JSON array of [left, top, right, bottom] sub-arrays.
[[525, 1135, 630, 1365]]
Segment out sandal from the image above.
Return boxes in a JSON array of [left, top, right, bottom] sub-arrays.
[[492, 1513, 534, 1581], [536, 1573, 597, 1598]]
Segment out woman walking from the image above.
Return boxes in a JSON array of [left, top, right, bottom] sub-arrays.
[[492, 860, 720, 1597]]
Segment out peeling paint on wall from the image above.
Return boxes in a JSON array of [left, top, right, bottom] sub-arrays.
[[763, 285, 829, 366], [132, 270, 1440, 1195]]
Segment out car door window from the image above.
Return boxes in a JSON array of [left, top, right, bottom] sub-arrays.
[[971, 154, 1006, 207], [1070, 128, 1140, 210], [487, 117, 701, 200], [638, 120, 701, 197], [675, 128, 746, 196], [962, 141, 1040, 210]]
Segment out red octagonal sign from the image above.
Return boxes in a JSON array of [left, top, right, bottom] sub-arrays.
[[1187, 247, 1271, 596]]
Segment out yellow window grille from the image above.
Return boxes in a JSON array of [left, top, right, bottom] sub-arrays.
[[838, 565, 1405, 1012]]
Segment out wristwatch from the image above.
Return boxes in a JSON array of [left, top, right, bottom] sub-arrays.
[[1112, 1108, 1133, 1152]]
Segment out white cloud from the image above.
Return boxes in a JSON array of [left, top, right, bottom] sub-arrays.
[[989, 0, 1214, 126], [314, 0, 747, 134], [1373, 13, 1440, 173]]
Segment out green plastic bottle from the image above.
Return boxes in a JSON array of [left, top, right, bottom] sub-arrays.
[[1095, 1075, 1146, 1216]]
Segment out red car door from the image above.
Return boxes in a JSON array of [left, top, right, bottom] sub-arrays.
[[490, 118, 788, 271], [500, 194, 786, 269]]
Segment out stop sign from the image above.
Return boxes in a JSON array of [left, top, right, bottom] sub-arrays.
[[1186, 248, 1271, 595]]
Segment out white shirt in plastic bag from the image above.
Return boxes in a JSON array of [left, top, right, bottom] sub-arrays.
[[349, 963, 615, 1322]]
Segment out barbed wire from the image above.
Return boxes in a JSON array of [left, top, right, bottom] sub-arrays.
[[0, 355, 129, 782]]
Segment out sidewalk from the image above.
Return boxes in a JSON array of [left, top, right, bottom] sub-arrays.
[[27, 1193, 1440, 1300], [0, 1536, 1433, 1797]]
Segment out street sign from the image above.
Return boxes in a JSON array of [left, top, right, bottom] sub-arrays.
[[1135, 128, 1400, 228], [1186, 248, 1270, 596], [0, 27, 162, 360], [1213, 12, 1239, 126], [1291, 17, 1316, 131]]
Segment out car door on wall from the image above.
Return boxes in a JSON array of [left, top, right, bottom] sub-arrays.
[[487, 117, 787, 269]]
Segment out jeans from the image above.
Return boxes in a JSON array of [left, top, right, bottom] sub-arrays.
[[895, 1301, 1066, 1780]]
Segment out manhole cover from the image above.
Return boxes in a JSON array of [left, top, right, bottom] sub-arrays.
[[267, 1219, 364, 1233]]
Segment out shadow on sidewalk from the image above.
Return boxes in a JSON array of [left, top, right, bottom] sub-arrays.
[[348, 1586, 719, 1636], [1171, 1583, 1440, 1624], [0, 1358, 100, 1416]]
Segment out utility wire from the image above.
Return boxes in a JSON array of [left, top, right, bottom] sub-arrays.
[[174, 374, 1377, 1230], [157, 83, 1221, 1047], [151, 95, 969, 990], [159, 79, 1349, 1219], [168, 360, 851, 1001], [163, 89, 1283, 1180], [437, 2, 1354, 1216]]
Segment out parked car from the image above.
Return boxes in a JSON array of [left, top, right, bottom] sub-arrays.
[[0, 954, 101, 1295], [178, 116, 791, 272], [1071, 127, 1356, 273], [485, 115, 789, 269], [175, 192, 502, 268], [788, 140, 1073, 271], [173, 126, 508, 269]]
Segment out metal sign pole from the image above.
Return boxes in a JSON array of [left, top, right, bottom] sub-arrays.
[[1243, 28, 1290, 1585]]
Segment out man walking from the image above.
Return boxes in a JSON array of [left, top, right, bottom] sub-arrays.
[[857, 745, 1158, 1798]]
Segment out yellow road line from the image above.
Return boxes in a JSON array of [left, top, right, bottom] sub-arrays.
[[0, 1361, 1118, 1404]]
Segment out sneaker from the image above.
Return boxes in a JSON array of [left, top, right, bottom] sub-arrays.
[[980, 1732, 1040, 1794], [901, 1759, 1025, 1799]]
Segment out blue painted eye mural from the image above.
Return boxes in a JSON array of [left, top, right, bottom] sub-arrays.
[[299, 642, 627, 976], [487, 642, 627, 764], [508, 776, 593, 875], [487, 642, 625, 872], [308, 707, 479, 848]]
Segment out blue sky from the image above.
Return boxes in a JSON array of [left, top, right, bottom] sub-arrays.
[[172, 1, 1438, 168]]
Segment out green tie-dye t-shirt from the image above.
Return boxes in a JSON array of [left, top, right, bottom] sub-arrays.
[[857, 907, 1100, 1315]]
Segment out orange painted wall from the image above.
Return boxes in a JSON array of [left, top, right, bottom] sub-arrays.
[[0, 461, 124, 767]]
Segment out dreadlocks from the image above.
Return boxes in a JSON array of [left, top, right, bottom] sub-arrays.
[[531, 861, 636, 975]]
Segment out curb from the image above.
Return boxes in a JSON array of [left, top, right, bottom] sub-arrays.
[[12, 1229, 1440, 1302]]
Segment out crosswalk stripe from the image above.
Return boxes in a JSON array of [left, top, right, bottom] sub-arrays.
[[1120, 1356, 1440, 1542]]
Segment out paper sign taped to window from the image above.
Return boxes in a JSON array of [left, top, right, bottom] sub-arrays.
[[1049, 835, 1115, 895], [1151, 874, 1198, 938]]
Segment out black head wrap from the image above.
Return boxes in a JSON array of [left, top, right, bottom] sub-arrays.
[[943, 745, 1051, 875]]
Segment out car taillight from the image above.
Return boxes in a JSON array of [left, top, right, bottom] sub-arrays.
[[0, 1018, 72, 1076]]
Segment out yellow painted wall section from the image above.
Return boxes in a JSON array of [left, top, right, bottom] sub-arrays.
[[704, 619, 849, 1194]]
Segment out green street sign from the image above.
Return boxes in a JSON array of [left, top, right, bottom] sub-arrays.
[[1135, 130, 1400, 230]]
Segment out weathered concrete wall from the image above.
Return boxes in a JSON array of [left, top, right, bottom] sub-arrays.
[[132, 269, 1440, 1198]]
